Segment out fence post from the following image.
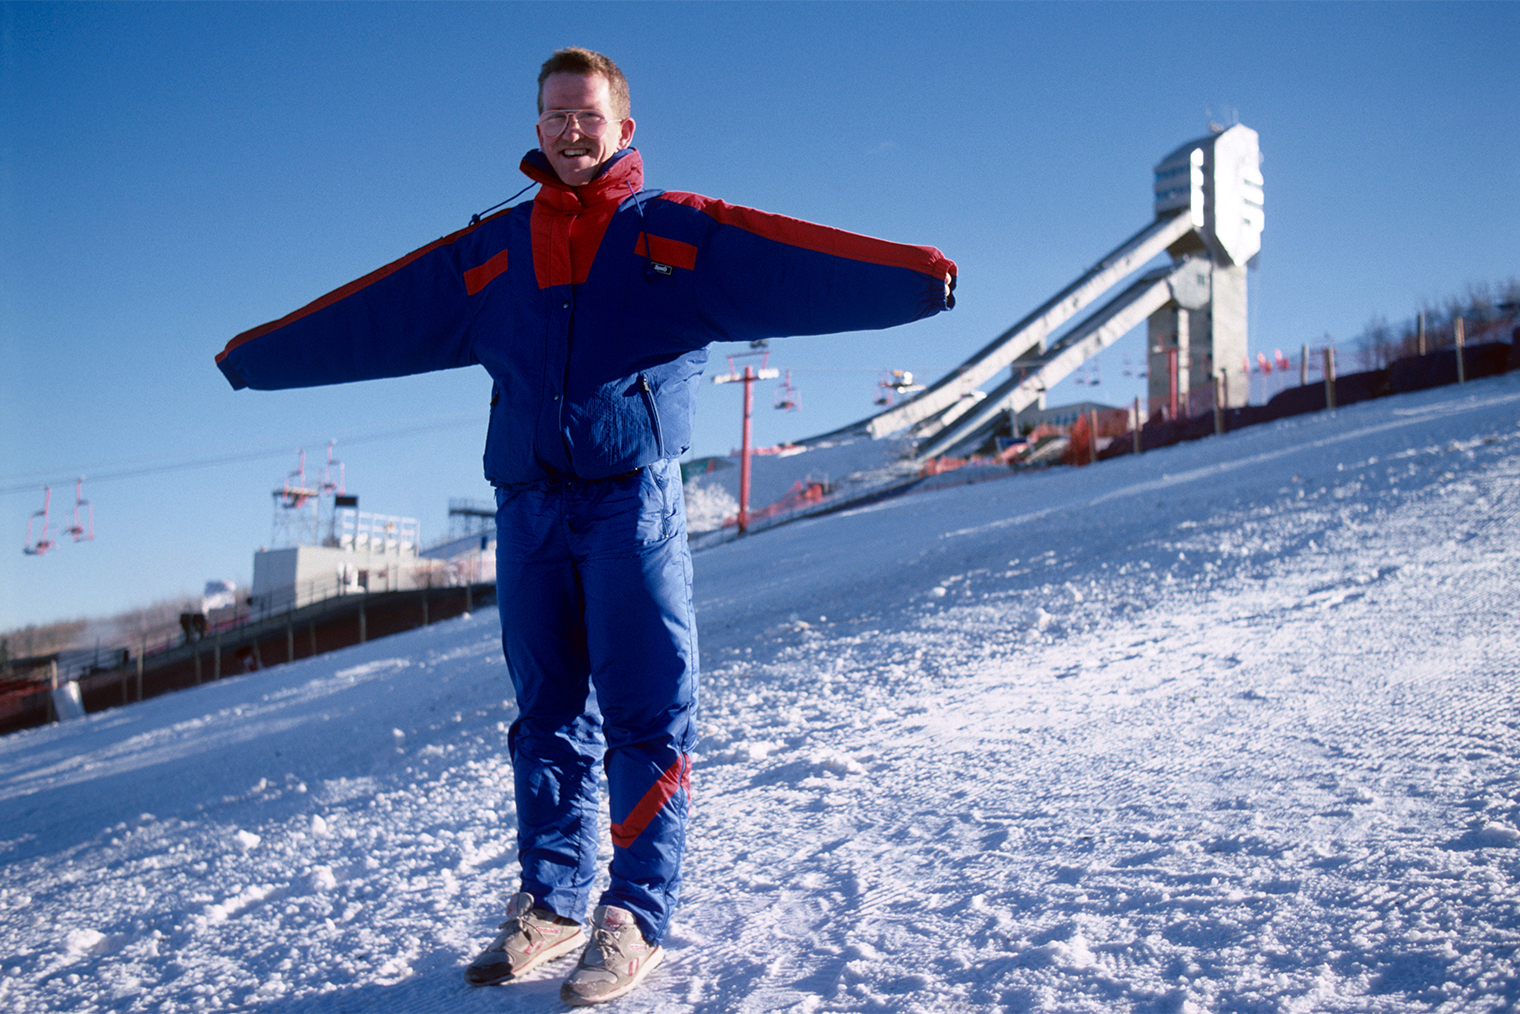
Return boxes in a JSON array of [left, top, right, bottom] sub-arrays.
[[286, 611, 294, 663], [1418, 311, 1427, 356], [359, 600, 367, 644], [48, 660, 58, 724], [1323, 347, 1337, 410], [213, 628, 221, 682], [1213, 373, 1226, 435], [1455, 315, 1466, 384], [1132, 396, 1142, 455], [1300, 344, 1309, 387]]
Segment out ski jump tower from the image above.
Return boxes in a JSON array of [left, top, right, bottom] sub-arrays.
[[850, 124, 1264, 459]]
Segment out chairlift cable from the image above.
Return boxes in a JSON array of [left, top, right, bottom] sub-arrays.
[[0, 414, 481, 497]]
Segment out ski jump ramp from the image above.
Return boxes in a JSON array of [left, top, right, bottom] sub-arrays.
[[810, 123, 1265, 462]]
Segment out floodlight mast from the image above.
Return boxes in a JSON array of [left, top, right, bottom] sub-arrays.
[[712, 343, 780, 534]]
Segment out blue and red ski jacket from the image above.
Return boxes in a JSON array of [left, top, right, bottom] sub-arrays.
[[216, 148, 957, 485]]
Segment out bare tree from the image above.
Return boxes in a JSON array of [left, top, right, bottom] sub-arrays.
[[1499, 277, 1520, 307], [0, 619, 88, 666], [1464, 281, 1496, 323], [1356, 313, 1396, 370]]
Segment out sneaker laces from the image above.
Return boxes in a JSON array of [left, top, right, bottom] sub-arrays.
[[488, 905, 546, 951], [588, 923, 628, 963], [485, 920, 524, 951]]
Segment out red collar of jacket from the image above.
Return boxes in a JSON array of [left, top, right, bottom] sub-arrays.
[[520, 147, 644, 212], [519, 148, 645, 288]]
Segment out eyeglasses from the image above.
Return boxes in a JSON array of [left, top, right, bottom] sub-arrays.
[[538, 109, 619, 138]]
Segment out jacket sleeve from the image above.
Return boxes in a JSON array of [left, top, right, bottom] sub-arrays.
[[215, 221, 495, 391], [654, 192, 956, 344]]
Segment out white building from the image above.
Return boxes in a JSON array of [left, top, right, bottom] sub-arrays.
[[251, 510, 427, 615]]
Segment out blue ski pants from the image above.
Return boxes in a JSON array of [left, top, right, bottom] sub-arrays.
[[493, 458, 697, 945]]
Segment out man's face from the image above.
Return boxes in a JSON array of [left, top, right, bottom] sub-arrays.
[[536, 71, 636, 187]]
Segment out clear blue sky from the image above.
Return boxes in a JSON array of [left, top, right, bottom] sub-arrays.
[[3, 1, 1516, 631]]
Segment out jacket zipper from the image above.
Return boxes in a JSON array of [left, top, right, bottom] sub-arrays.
[[637, 374, 665, 458]]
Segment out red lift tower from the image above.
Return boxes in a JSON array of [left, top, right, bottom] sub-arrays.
[[712, 343, 780, 534]]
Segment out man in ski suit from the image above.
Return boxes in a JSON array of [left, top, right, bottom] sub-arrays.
[[215, 47, 956, 1005]]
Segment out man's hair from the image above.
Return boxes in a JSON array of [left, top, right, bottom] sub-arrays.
[[537, 47, 630, 119]]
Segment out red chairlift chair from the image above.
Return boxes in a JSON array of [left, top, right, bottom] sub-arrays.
[[774, 370, 800, 411], [279, 449, 320, 508], [23, 486, 54, 556], [63, 478, 93, 543]]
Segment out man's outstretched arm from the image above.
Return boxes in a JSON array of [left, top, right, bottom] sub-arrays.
[[215, 216, 508, 391], [654, 192, 956, 344]]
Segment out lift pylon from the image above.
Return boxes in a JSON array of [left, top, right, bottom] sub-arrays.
[[713, 344, 780, 534]]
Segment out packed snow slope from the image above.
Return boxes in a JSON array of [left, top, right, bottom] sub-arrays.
[[4, 375, 1520, 1014]]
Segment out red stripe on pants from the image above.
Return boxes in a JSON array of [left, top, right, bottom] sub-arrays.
[[610, 756, 690, 849]]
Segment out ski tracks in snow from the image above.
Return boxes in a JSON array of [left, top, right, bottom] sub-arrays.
[[663, 401, 1520, 1013], [1, 381, 1519, 1013]]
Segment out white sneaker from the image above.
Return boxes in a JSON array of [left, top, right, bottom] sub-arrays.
[[559, 904, 664, 1006], [464, 891, 585, 986]]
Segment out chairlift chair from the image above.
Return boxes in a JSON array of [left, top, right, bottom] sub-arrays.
[[278, 449, 320, 508], [23, 486, 54, 556], [63, 478, 93, 542], [774, 370, 800, 411], [319, 440, 345, 496], [875, 368, 923, 406]]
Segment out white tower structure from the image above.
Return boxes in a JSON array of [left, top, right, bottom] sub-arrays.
[[1148, 124, 1265, 416]]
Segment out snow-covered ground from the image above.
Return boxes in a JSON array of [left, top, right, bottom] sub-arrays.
[[3, 374, 1520, 1013], [684, 432, 919, 528]]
